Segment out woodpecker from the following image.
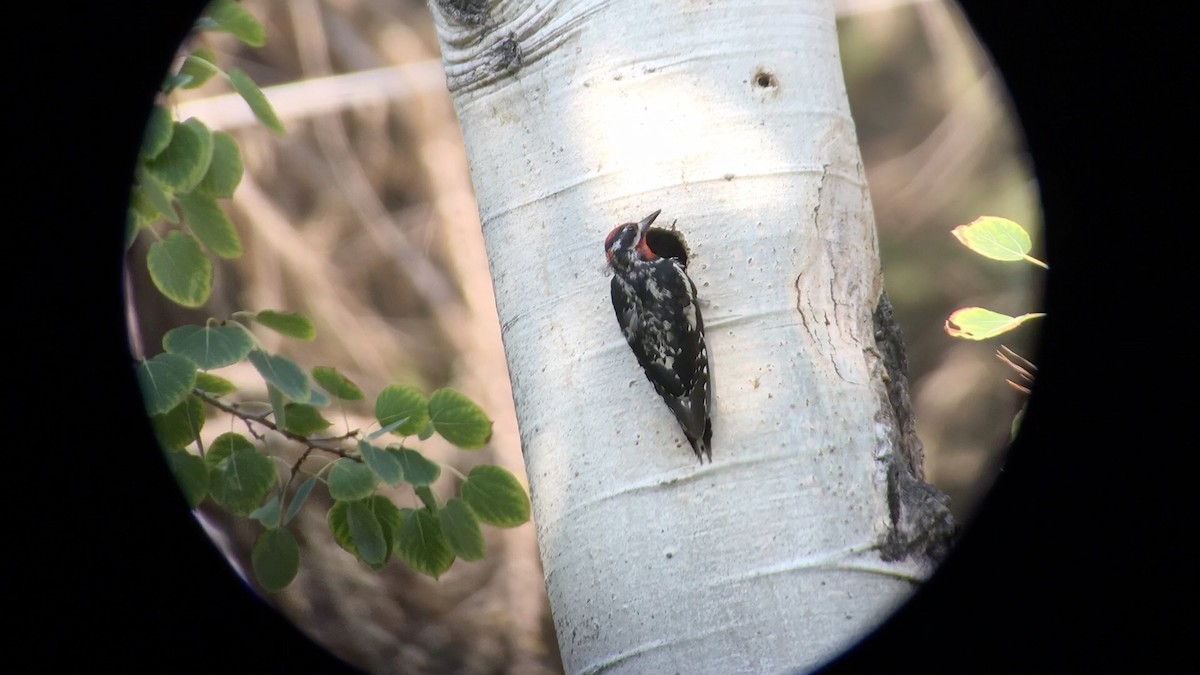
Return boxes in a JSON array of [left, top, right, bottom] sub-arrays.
[[604, 209, 713, 462]]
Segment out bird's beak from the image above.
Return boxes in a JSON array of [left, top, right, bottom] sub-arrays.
[[637, 209, 662, 236]]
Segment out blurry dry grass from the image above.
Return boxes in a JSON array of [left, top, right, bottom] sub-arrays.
[[126, 0, 1038, 672]]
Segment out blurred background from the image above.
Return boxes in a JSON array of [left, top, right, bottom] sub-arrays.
[[126, 0, 1041, 672]]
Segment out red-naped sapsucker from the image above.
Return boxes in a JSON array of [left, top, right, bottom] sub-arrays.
[[604, 209, 713, 462]]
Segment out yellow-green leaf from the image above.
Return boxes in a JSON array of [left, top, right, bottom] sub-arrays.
[[313, 366, 365, 401], [429, 388, 492, 449], [945, 307, 1045, 340], [951, 216, 1046, 268], [397, 509, 454, 578], [254, 310, 315, 340], [375, 385, 429, 437], [460, 465, 530, 528], [280, 403, 332, 436]]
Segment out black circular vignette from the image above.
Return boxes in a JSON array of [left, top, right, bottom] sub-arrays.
[[7, 2, 1188, 674]]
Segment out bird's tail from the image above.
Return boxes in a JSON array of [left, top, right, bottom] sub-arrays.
[[688, 420, 713, 463]]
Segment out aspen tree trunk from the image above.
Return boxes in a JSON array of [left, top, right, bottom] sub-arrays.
[[430, 1, 954, 672]]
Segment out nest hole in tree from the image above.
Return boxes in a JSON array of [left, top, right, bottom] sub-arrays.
[[645, 227, 690, 269], [754, 70, 779, 89]]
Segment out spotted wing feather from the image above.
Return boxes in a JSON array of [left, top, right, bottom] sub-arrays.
[[610, 257, 712, 460]]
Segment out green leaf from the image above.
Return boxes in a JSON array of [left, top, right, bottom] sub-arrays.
[[359, 441, 404, 486], [128, 190, 159, 237], [248, 350, 310, 402], [162, 73, 193, 94], [209, 446, 277, 515], [254, 310, 315, 341], [267, 384, 288, 428], [392, 448, 440, 486], [951, 216, 1046, 268], [178, 191, 242, 258], [250, 493, 282, 528], [327, 500, 353, 555], [417, 422, 435, 441], [372, 497, 404, 556], [281, 403, 332, 436], [228, 67, 285, 135], [196, 131, 243, 198], [195, 371, 238, 396], [1011, 404, 1026, 440], [437, 498, 485, 561], [204, 432, 256, 467], [461, 465, 530, 528], [305, 387, 330, 407], [137, 352, 198, 415], [164, 448, 209, 509], [346, 499, 387, 566], [327, 459, 378, 501], [150, 395, 205, 449], [414, 484, 438, 512], [428, 388, 492, 450], [327, 496, 401, 568], [252, 528, 299, 592], [312, 366, 365, 401], [284, 476, 319, 525], [945, 307, 1046, 341], [134, 167, 178, 224], [146, 230, 212, 307], [375, 385, 429, 437], [209, 0, 266, 47], [397, 509, 454, 578], [180, 48, 220, 89], [163, 323, 253, 369], [144, 118, 214, 192], [140, 105, 174, 160], [369, 417, 409, 441]]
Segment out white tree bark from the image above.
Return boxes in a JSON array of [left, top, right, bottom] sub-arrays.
[[430, 0, 952, 672]]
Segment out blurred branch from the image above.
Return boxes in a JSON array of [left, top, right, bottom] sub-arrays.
[[175, 60, 447, 131], [288, 0, 471, 355], [867, 69, 1001, 230], [230, 171, 419, 378], [834, 0, 939, 16]]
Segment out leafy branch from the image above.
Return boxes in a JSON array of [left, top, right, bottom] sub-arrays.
[[129, 1, 530, 592], [945, 216, 1045, 434]]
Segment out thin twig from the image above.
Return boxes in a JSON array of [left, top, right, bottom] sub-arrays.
[[194, 388, 357, 459]]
